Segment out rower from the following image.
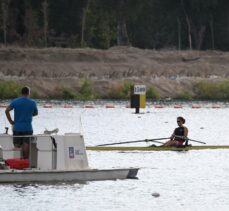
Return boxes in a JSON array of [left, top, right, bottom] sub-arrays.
[[162, 116, 188, 147]]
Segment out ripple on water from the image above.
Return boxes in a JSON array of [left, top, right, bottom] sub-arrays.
[[1, 105, 229, 211]]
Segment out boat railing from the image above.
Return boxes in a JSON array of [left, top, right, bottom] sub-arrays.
[[0, 133, 89, 170], [0, 134, 57, 169]]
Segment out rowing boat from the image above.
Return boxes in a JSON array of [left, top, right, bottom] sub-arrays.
[[86, 145, 229, 151]]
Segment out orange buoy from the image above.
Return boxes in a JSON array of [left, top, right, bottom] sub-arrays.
[[155, 105, 164, 108], [64, 104, 73, 108], [0, 104, 7, 108], [191, 104, 201, 108], [212, 105, 220, 109], [84, 105, 94, 108], [105, 104, 115, 108], [43, 104, 52, 108], [174, 104, 182, 108]]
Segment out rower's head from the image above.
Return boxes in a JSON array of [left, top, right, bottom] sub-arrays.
[[21, 86, 30, 97], [177, 116, 185, 126]]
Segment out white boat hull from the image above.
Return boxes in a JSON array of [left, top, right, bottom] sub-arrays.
[[0, 134, 139, 183], [0, 168, 139, 183]]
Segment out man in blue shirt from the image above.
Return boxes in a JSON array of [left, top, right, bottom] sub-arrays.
[[5, 86, 38, 159]]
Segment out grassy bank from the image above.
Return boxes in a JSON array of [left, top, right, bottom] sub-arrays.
[[0, 81, 22, 99], [59, 80, 160, 100], [1, 80, 229, 101]]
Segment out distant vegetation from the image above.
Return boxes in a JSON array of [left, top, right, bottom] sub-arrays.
[[195, 80, 229, 100], [146, 86, 160, 100], [60, 80, 96, 100], [0, 81, 21, 99], [2, 79, 229, 101], [107, 81, 133, 99], [60, 80, 136, 100], [175, 90, 193, 101], [1, 0, 229, 50], [78, 80, 97, 100], [61, 87, 78, 100]]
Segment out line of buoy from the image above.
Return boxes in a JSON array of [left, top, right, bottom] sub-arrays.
[[191, 104, 201, 108], [212, 105, 221, 108], [63, 104, 73, 108], [154, 105, 164, 108], [174, 105, 183, 108], [0, 104, 7, 108], [84, 105, 94, 108], [105, 104, 115, 108], [31, 104, 226, 109], [43, 104, 52, 108]]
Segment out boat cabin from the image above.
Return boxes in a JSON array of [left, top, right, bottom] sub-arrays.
[[0, 133, 89, 170]]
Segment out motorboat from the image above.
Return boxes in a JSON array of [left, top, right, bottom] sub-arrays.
[[0, 133, 139, 183]]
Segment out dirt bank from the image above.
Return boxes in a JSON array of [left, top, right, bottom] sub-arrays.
[[0, 46, 229, 98]]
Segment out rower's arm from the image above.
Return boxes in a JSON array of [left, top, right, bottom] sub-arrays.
[[184, 127, 188, 138], [170, 130, 175, 140]]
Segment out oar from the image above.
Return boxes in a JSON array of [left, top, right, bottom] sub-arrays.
[[186, 138, 206, 144], [174, 135, 206, 145], [96, 137, 170, 147]]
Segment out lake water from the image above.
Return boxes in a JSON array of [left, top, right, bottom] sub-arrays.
[[0, 102, 229, 211]]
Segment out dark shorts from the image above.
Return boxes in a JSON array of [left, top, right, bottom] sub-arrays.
[[13, 131, 33, 146]]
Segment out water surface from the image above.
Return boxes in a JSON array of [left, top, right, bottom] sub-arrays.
[[0, 102, 229, 211]]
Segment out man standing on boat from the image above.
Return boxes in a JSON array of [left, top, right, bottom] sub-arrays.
[[5, 86, 38, 159], [162, 116, 188, 147]]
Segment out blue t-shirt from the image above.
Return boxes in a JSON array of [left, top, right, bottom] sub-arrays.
[[10, 97, 38, 132]]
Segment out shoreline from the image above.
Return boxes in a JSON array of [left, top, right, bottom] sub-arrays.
[[1, 47, 229, 100]]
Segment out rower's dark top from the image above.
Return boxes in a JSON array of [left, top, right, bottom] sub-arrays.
[[174, 126, 185, 141]]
